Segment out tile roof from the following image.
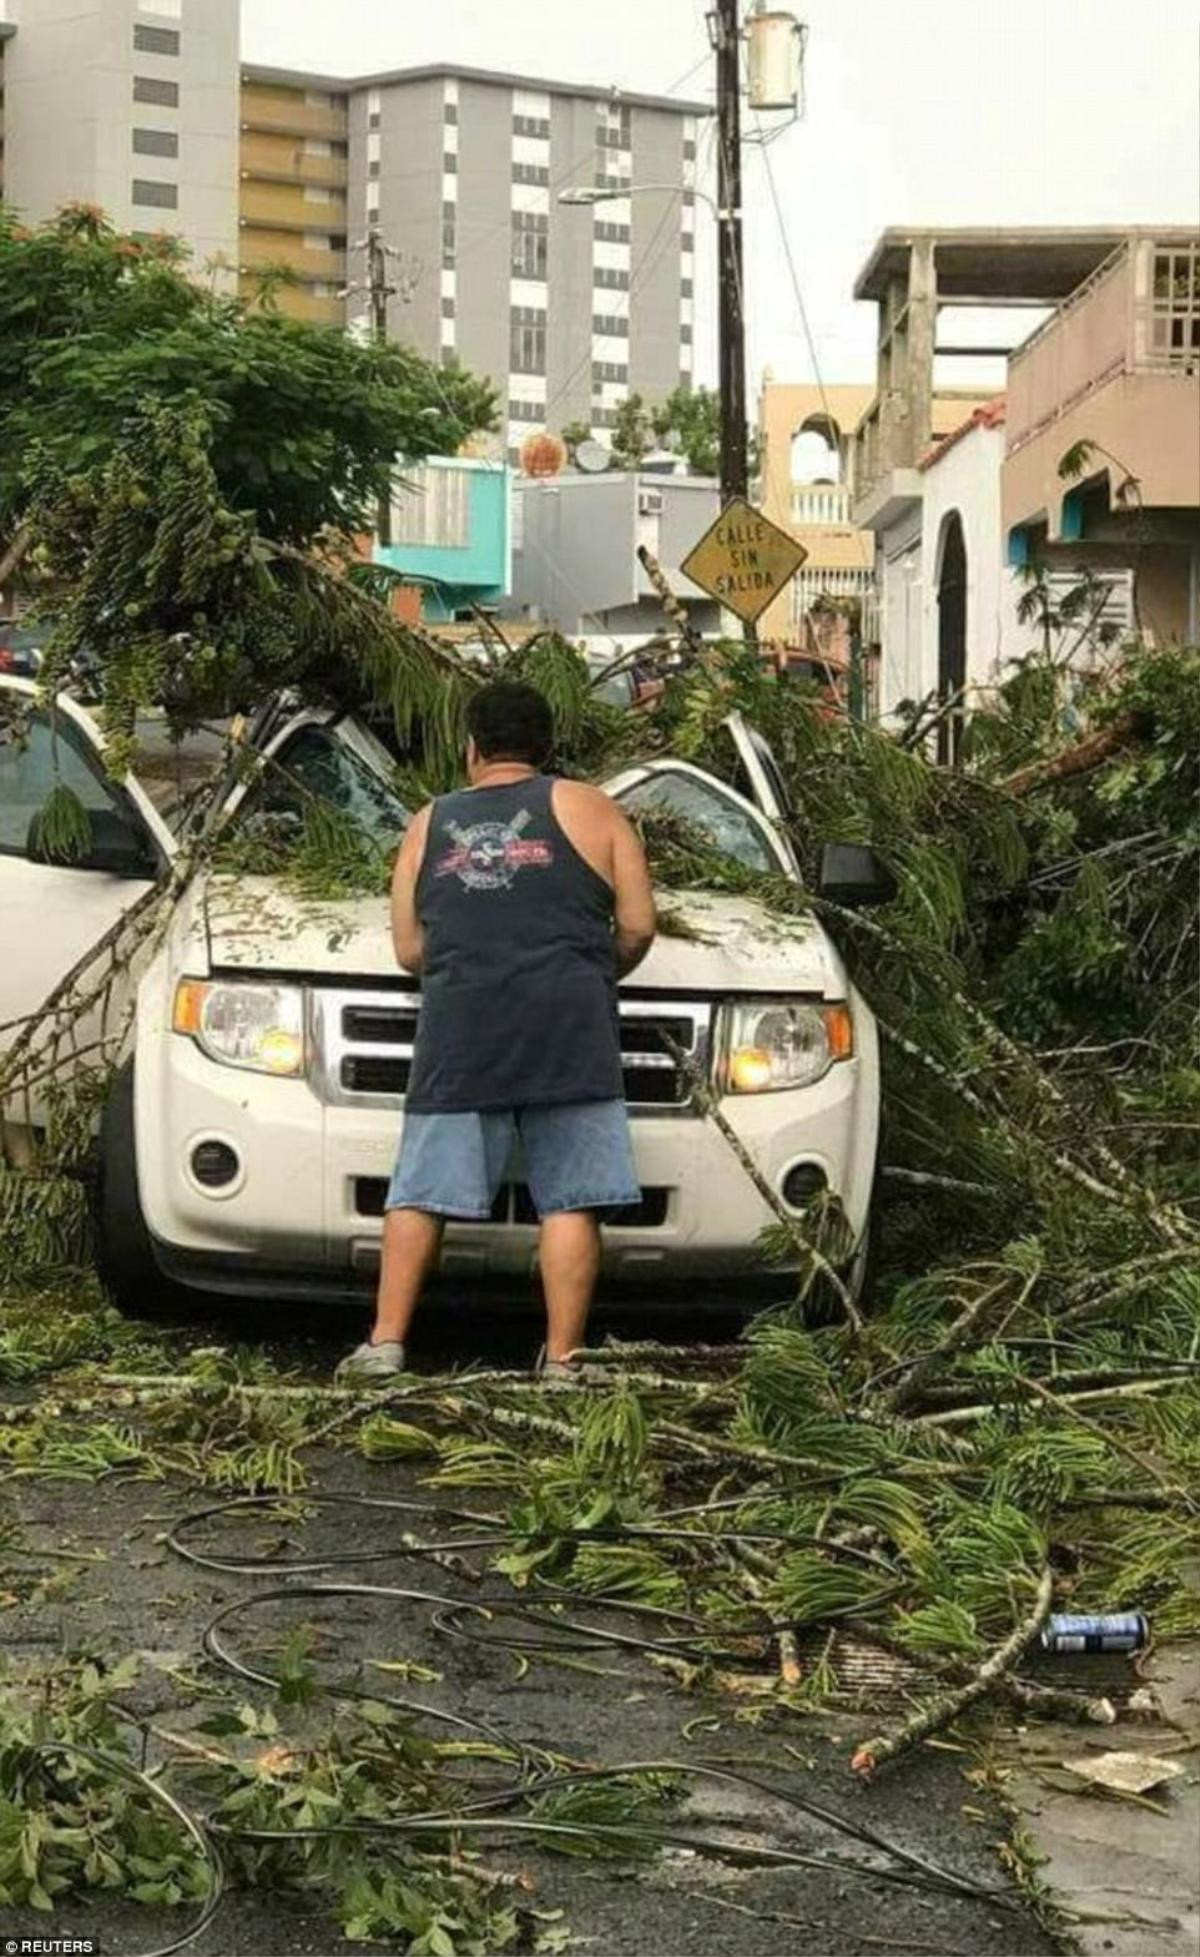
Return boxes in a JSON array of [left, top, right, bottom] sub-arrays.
[[918, 396, 1006, 472]]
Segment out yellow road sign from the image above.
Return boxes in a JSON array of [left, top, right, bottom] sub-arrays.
[[680, 497, 808, 624]]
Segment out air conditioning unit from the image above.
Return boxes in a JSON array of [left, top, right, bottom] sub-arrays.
[[637, 488, 664, 516]]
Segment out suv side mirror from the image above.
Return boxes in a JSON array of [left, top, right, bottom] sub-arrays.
[[818, 842, 896, 909]]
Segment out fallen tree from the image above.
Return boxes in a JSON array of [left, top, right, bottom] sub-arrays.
[[1, 293, 1197, 1937]]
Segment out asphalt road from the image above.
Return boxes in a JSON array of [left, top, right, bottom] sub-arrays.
[[0, 1288, 1062, 1957]]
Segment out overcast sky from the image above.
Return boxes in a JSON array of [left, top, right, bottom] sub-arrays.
[[244, 0, 1200, 389]]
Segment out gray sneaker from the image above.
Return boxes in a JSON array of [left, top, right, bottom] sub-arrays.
[[536, 1352, 610, 1389], [336, 1340, 407, 1385]]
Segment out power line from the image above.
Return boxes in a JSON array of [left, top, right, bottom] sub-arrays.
[[752, 109, 875, 580]]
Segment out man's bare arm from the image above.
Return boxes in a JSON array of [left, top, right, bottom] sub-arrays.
[[610, 804, 657, 976], [391, 805, 431, 974]]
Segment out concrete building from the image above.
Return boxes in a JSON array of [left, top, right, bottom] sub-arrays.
[[317, 63, 703, 462], [857, 227, 1199, 746], [1003, 231, 1200, 646], [873, 399, 1026, 754], [0, 9, 702, 457], [508, 470, 720, 637], [378, 456, 512, 625], [0, 0, 240, 278], [850, 228, 1130, 534], [756, 378, 877, 644], [851, 228, 1149, 734]]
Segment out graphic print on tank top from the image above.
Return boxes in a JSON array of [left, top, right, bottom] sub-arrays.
[[433, 805, 554, 892]]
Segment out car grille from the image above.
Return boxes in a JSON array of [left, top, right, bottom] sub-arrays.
[[314, 989, 711, 1114]]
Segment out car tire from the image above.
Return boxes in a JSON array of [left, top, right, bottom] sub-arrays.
[[96, 1061, 182, 1320]]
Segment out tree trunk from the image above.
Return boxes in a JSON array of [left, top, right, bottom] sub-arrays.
[[1000, 712, 1138, 797]]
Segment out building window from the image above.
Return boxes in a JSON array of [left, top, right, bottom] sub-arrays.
[[368, 160, 380, 178], [368, 111, 380, 131], [133, 23, 179, 54], [681, 277, 693, 299], [683, 138, 697, 161], [592, 170, 627, 193], [132, 177, 178, 209], [595, 221, 630, 245], [594, 265, 630, 290], [512, 161, 549, 186], [1150, 246, 1200, 359], [512, 210, 548, 279], [392, 463, 471, 549], [444, 153, 458, 173], [132, 127, 179, 158], [133, 76, 179, 107], [680, 324, 692, 344], [593, 314, 629, 337], [442, 220, 456, 268], [512, 113, 550, 139], [510, 305, 546, 373], [510, 399, 544, 422], [444, 103, 458, 126], [592, 360, 628, 385], [442, 296, 455, 318]]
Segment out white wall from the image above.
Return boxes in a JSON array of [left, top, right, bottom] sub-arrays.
[[918, 424, 1024, 705], [877, 505, 923, 717], [874, 424, 1026, 725]]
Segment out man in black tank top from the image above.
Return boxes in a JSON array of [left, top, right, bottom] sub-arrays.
[[339, 681, 657, 1386]]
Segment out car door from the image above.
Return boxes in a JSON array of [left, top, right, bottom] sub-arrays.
[[604, 755, 797, 881], [0, 681, 174, 1064]]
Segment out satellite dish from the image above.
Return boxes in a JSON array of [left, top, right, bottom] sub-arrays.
[[575, 439, 612, 474]]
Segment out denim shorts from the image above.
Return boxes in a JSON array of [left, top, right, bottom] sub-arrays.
[[386, 1098, 641, 1221]]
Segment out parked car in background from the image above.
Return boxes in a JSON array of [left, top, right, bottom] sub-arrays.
[[0, 621, 45, 678], [0, 673, 888, 1315]]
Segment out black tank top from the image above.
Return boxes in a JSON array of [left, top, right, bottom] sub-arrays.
[[403, 774, 625, 1113]]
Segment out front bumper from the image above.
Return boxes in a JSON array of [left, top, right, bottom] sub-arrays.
[[135, 972, 878, 1301]]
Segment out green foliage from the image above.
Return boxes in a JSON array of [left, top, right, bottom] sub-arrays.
[[605, 384, 758, 477], [0, 203, 496, 550], [0, 1656, 210, 1913], [26, 782, 90, 864]]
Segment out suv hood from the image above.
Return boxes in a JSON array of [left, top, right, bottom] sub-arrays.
[[202, 876, 842, 997]]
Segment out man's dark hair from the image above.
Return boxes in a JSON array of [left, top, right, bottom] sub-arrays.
[[466, 680, 554, 767]]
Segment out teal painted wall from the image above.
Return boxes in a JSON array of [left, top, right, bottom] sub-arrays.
[[376, 463, 511, 622]]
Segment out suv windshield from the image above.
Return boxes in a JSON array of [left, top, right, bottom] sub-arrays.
[[238, 723, 411, 852]]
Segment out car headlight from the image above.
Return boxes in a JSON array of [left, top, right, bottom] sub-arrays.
[[720, 998, 852, 1093], [172, 978, 305, 1077]]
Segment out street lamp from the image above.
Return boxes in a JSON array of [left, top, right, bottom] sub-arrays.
[[557, 184, 725, 219]]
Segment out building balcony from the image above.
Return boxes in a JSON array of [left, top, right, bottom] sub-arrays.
[[238, 275, 345, 327], [1004, 233, 1200, 538], [1007, 234, 1199, 453], [240, 232, 347, 281], [240, 134, 348, 190], [239, 180, 347, 233], [239, 88, 348, 143]]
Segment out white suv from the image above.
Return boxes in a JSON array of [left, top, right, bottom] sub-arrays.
[[0, 677, 885, 1310]]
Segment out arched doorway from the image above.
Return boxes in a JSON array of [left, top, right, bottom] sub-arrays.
[[936, 512, 967, 765]]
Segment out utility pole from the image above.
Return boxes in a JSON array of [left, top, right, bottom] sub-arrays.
[[366, 225, 396, 548], [712, 0, 748, 511]]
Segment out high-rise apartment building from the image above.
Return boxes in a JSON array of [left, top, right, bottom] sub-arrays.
[[239, 63, 703, 460], [0, 0, 240, 277], [0, 5, 703, 462]]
